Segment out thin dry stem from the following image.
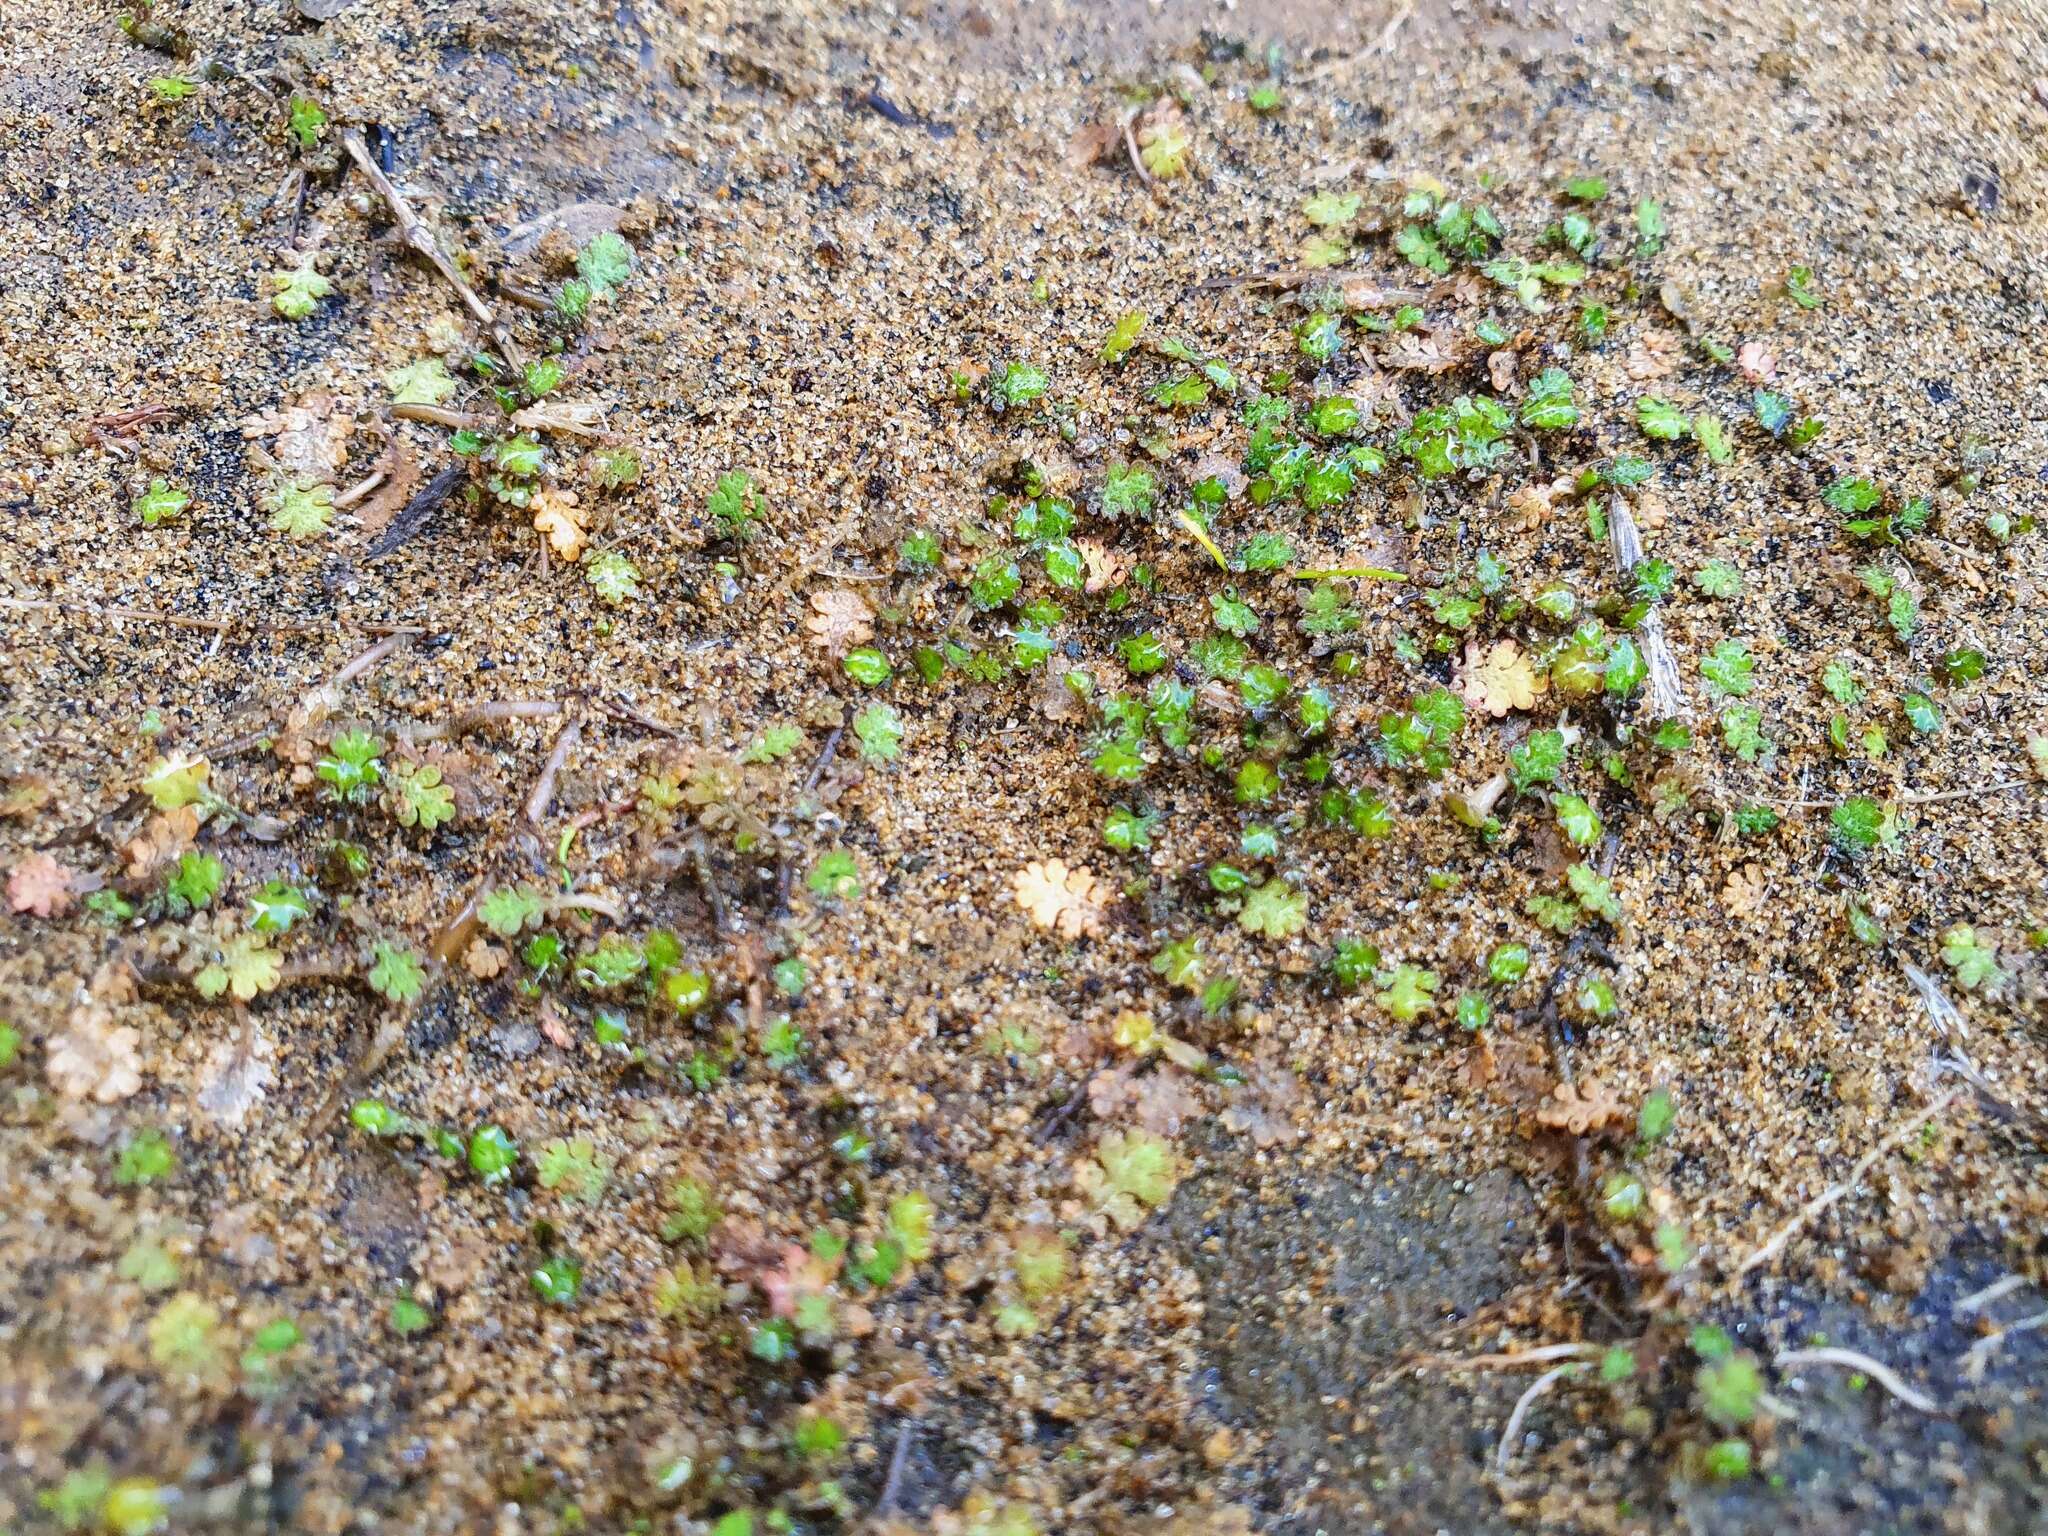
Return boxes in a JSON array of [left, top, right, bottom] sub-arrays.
[[398, 699, 563, 745], [342, 130, 528, 370], [1732, 1089, 1963, 1284], [1301, 1, 1416, 81]]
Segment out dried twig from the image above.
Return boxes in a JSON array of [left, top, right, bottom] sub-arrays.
[[1731, 1089, 1963, 1284], [875, 1420, 916, 1516], [800, 724, 845, 796], [1900, 779, 2033, 805], [366, 463, 466, 562], [342, 130, 527, 370], [1607, 497, 1688, 720], [1494, 1362, 1580, 1475], [390, 403, 486, 430], [595, 697, 683, 737], [526, 712, 583, 825], [1773, 1347, 1941, 1414]]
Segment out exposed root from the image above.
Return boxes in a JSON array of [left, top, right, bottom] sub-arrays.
[[331, 468, 387, 509], [1119, 106, 1159, 197], [525, 712, 584, 826], [1952, 1274, 2028, 1317], [1415, 1342, 1603, 1371], [1493, 1361, 1581, 1475], [1774, 1346, 1941, 1414], [1960, 1309, 2047, 1383], [288, 632, 414, 738]]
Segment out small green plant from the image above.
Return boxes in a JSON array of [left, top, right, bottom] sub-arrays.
[[576, 231, 633, 295], [387, 760, 455, 831], [1101, 311, 1147, 363], [1830, 796, 1892, 854], [195, 933, 282, 1001], [707, 470, 764, 542], [991, 361, 1049, 410], [1637, 396, 1691, 441], [286, 93, 326, 149], [1940, 924, 2005, 992], [367, 942, 426, 1004], [853, 703, 904, 763], [1077, 1129, 1178, 1229], [1520, 367, 1579, 430], [531, 1252, 582, 1304], [467, 1125, 518, 1185], [389, 1292, 433, 1335], [115, 1128, 176, 1187], [1237, 877, 1307, 939], [807, 849, 860, 901], [1374, 962, 1438, 1022], [163, 850, 223, 915], [316, 729, 384, 803], [843, 647, 892, 685], [271, 260, 333, 320], [133, 479, 191, 527], [1699, 641, 1755, 698], [584, 550, 641, 605], [536, 1138, 612, 1203], [265, 479, 334, 540]]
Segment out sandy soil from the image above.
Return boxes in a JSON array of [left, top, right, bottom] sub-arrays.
[[2, 0, 2046, 1532]]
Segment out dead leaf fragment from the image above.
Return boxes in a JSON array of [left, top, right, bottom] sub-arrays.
[[1065, 118, 1121, 169], [47, 1007, 145, 1103], [242, 393, 352, 483], [805, 589, 874, 655], [1459, 638, 1545, 717], [124, 806, 200, 881], [531, 489, 589, 561], [1735, 340, 1778, 383], [1721, 863, 1768, 920], [1383, 332, 1458, 373], [1076, 537, 1124, 594], [7, 851, 76, 917], [1013, 858, 1108, 939], [1534, 1076, 1629, 1136], [1624, 330, 1681, 380], [0, 776, 54, 819]]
